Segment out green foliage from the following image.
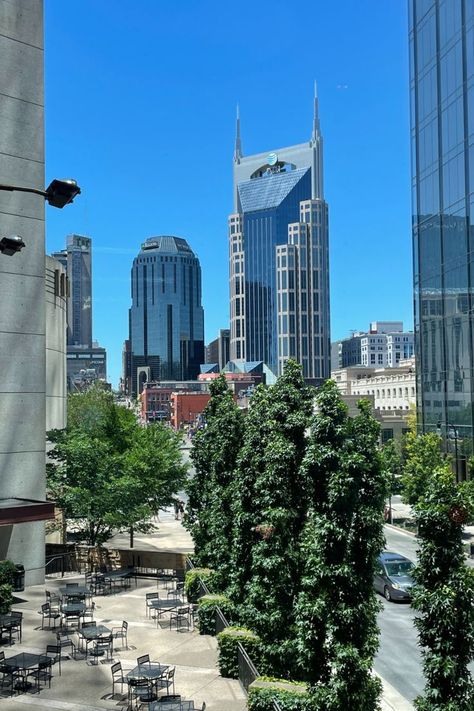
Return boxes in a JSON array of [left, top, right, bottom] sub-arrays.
[[0, 584, 13, 615], [247, 678, 308, 711], [47, 390, 187, 545], [295, 383, 387, 710], [380, 438, 404, 495], [197, 594, 234, 636], [412, 468, 474, 711], [185, 374, 244, 585], [217, 627, 260, 678], [238, 361, 314, 676], [184, 568, 216, 603], [0, 560, 16, 586], [401, 424, 446, 506]]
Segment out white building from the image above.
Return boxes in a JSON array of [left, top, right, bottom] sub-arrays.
[[332, 321, 414, 370], [332, 358, 416, 412]]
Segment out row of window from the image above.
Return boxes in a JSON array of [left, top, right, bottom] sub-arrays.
[[353, 386, 415, 398]]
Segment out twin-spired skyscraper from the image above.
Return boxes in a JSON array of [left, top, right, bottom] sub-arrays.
[[229, 88, 331, 382]]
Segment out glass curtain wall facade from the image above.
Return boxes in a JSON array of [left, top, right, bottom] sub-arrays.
[[129, 236, 204, 395], [410, 0, 474, 458], [229, 90, 331, 382]]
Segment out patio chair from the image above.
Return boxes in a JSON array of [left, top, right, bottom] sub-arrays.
[[0, 662, 23, 696], [154, 667, 175, 696], [145, 592, 160, 617], [128, 678, 157, 709], [83, 599, 96, 623], [56, 630, 77, 659], [137, 654, 150, 666], [169, 606, 190, 632], [45, 590, 60, 610], [89, 634, 113, 664], [111, 661, 127, 697], [9, 611, 22, 644], [39, 602, 61, 629], [45, 644, 62, 675], [27, 657, 53, 692], [112, 620, 128, 649]]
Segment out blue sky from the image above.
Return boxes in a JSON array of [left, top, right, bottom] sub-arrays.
[[44, 1, 411, 386]]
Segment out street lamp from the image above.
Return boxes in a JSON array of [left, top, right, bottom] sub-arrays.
[[436, 420, 459, 481], [0, 179, 81, 256], [0, 178, 81, 208]]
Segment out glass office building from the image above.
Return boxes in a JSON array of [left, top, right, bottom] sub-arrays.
[[229, 90, 330, 381], [410, 0, 474, 458], [129, 236, 204, 395]]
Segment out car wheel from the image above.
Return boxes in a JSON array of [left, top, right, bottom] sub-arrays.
[[384, 586, 391, 602]]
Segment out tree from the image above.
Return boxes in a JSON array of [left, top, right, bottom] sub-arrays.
[[412, 469, 474, 711], [380, 438, 403, 496], [402, 421, 445, 507], [185, 374, 244, 581], [47, 391, 186, 545], [242, 360, 314, 676], [296, 381, 388, 710]]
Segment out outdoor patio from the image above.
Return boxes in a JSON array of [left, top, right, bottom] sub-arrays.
[[0, 569, 246, 711]]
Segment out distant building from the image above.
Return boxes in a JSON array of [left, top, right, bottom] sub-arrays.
[[205, 329, 230, 371], [332, 322, 414, 370], [171, 392, 212, 430], [332, 357, 416, 412], [229, 86, 330, 382], [66, 344, 107, 391], [121, 339, 132, 395], [129, 236, 204, 395]]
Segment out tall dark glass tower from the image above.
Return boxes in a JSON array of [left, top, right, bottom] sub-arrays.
[[129, 236, 204, 394], [229, 88, 330, 382], [410, 0, 474, 457]]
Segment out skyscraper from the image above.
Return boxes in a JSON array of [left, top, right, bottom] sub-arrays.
[[52, 234, 92, 347], [229, 88, 330, 382], [409, 1, 474, 452], [129, 236, 204, 394]]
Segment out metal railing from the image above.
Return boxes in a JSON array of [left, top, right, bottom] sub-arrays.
[[45, 552, 77, 577], [237, 642, 259, 691]]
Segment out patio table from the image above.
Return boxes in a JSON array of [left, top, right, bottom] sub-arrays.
[[79, 624, 111, 640], [59, 585, 90, 598], [125, 663, 169, 683], [149, 598, 182, 624], [2, 652, 50, 690]]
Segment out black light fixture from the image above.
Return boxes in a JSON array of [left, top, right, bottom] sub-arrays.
[[0, 235, 26, 256], [0, 178, 81, 208]]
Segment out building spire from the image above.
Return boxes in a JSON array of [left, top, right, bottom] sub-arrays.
[[234, 104, 242, 162], [312, 80, 321, 142]]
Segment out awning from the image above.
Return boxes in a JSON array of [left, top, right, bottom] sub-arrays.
[[0, 498, 55, 525]]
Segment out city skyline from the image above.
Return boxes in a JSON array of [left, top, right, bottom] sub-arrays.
[[44, 1, 411, 386]]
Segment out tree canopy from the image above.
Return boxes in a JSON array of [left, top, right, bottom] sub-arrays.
[[47, 387, 187, 545]]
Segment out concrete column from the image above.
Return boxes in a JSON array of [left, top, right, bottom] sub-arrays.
[[0, 0, 46, 585]]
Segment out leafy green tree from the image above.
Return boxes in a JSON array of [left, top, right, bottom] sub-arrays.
[[401, 422, 444, 507], [228, 384, 272, 606], [185, 374, 244, 580], [412, 469, 474, 711], [47, 392, 186, 545], [242, 360, 314, 676], [380, 438, 403, 496], [296, 381, 387, 710]]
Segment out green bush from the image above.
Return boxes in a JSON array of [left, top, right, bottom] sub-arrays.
[[217, 627, 260, 678], [0, 583, 13, 615], [184, 568, 216, 603], [197, 594, 233, 635], [0, 560, 16, 586], [247, 678, 308, 711]]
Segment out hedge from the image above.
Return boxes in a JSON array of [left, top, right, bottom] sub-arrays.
[[247, 678, 308, 711], [184, 568, 215, 603], [197, 594, 233, 635], [217, 627, 260, 678], [0, 560, 16, 615]]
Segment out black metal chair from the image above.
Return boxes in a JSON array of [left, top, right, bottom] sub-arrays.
[[136, 653, 150, 666], [111, 661, 126, 697], [89, 634, 113, 664], [145, 592, 160, 617], [39, 603, 61, 629], [0, 662, 23, 696], [45, 590, 60, 611], [170, 606, 190, 632], [56, 630, 77, 659], [27, 658, 53, 692], [112, 620, 128, 649], [45, 644, 62, 675], [9, 611, 22, 644], [154, 667, 175, 696], [128, 678, 157, 709]]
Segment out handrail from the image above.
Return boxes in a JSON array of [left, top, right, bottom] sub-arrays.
[[45, 552, 72, 578]]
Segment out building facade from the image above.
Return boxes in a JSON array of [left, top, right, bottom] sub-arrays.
[[205, 328, 230, 370], [332, 322, 414, 369], [229, 89, 330, 382], [52, 234, 92, 347], [45, 256, 67, 432], [410, 0, 474, 451], [0, 0, 55, 584], [129, 236, 204, 395], [332, 358, 417, 412]]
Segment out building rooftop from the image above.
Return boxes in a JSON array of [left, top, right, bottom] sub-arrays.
[[140, 236, 195, 256]]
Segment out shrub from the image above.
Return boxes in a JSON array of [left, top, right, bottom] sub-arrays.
[[247, 678, 308, 711], [217, 627, 260, 678], [0, 560, 16, 586], [197, 594, 233, 635], [185, 568, 216, 603], [0, 583, 13, 615]]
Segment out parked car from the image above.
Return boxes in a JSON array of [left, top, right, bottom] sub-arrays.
[[374, 551, 415, 602]]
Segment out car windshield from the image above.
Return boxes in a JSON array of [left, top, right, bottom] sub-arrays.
[[385, 561, 413, 577]]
